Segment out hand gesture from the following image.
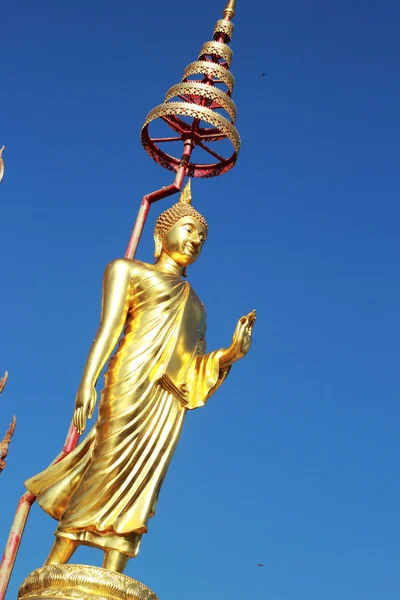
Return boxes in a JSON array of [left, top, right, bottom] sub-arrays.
[[230, 309, 256, 360], [73, 381, 97, 435]]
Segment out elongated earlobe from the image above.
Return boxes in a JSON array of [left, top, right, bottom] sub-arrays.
[[182, 267, 187, 278], [154, 234, 162, 259]]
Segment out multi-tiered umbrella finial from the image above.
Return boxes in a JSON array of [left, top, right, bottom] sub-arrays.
[[141, 0, 240, 178]]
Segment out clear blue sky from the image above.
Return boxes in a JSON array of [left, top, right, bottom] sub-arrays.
[[1, 1, 400, 599]]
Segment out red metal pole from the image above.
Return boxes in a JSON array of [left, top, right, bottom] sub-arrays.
[[0, 140, 194, 600], [0, 422, 79, 600], [124, 197, 151, 260], [0, 492, 35, 599], [125, 138, 194, 259]]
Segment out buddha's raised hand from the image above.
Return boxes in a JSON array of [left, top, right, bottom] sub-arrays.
[[218, 309, 256, 368], [73, 381, 97, 435], [231, 309, 256, 359]]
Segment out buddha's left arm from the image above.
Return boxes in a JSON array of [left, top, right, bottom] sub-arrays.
[[184, 348, 231, 410], [184, 310, 256, 410]]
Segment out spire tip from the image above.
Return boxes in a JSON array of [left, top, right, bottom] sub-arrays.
[[223, 0, 235, 20]]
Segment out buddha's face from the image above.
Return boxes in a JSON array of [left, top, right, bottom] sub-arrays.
[[157, 216, 207, 267]]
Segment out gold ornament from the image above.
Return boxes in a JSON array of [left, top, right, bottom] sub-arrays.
[[142, 101, 241, 153], [213, 19, 234, 40], [164, 82, 237, 120], [198, 41, 233, 66], [0, 416, 16, 474], [182, 61, 235, 93]]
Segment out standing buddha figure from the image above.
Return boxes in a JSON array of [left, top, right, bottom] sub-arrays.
[[25, 182, 256, 574]]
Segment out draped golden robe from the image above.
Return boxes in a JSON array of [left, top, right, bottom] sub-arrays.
[[26, 262, 230, 556]]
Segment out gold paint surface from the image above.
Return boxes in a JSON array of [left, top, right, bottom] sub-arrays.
[[18, 564, 158, 600]]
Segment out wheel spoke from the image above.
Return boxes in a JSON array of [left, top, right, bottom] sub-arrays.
[[150, 136, 182, 143], [197, 141, 226, 162], [160, 116, 186, 134], [198, 131, 226, 141]]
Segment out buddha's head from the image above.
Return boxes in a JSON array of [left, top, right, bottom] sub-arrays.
[[154, 180, 208, 270]]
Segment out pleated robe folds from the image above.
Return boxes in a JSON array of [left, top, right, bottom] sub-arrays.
[[25, 263, 229, 556]]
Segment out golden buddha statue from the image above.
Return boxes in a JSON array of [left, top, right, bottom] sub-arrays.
[[25, 182, 255, 574]]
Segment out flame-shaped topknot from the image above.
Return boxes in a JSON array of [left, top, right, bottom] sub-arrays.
[[179, 180, 192, 205]]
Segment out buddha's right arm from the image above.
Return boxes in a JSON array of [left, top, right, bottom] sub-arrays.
[[79, 258, 133, 387]]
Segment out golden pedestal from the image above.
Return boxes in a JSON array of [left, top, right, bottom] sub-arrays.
[[18, 565, 158, 600]]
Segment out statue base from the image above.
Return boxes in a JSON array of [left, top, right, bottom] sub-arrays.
[[18, 565, 158, 600]]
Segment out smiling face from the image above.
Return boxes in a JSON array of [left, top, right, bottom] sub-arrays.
[[156, 216, 207, 268]]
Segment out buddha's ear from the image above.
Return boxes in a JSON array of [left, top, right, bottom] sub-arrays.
[[154, 229, 162, 259]]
